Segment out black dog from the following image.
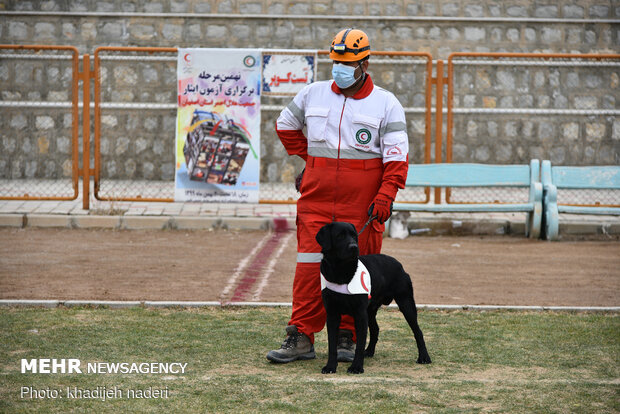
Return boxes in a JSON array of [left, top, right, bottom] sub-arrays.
[[316, 222, 431, 374]]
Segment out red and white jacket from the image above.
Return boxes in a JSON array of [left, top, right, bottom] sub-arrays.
[[276, 75, 408, 201]]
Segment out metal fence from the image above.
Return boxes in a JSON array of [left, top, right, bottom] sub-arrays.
[[0, 45, 80, 200], [445, 52, 620, 206], [1, 46, 618, 209], [92, 47, 433, 204], [94, 47, 178, 203]]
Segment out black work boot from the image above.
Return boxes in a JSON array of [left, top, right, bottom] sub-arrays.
[[337, 329, 355, 362], [266, 325, 315, 363]]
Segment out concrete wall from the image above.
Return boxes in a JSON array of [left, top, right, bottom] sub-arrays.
[[2, 1, 619, 57], [1, 0, 618, 185]]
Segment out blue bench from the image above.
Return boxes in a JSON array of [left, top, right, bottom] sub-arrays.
[[541, 160, 620, 240], [392, 160, 543, 238]]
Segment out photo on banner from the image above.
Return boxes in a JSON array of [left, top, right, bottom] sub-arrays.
[[175, 48, 261, 203], [262, 50, 317, 96]]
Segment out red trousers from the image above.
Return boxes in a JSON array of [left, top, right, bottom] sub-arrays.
[[288, 156, 385, 343]]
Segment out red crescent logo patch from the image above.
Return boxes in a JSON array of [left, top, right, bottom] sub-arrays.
[[360, 271, 369, 293]]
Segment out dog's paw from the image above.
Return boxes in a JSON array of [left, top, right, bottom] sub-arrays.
[[364, 348, 375, 358], [417, 354, 432, 364], [321, 365, 337, 374], [347, 365, 364, 374]]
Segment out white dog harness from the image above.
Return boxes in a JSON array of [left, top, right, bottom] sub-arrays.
[[320, 260, 371, 299]]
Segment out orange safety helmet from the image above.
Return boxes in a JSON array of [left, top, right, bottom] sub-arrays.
[[329, 28, 370, 62]]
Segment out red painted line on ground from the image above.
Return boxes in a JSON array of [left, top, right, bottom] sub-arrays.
[[229, 219, 291, 302]]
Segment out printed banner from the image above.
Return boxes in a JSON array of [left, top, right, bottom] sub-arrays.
[[175, 48, 261, 203], [262, 51, 317, 96]]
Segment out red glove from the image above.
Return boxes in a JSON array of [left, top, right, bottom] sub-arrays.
[[368, 195, 393, 224]]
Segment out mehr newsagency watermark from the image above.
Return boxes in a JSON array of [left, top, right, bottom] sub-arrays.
[[19, 358, 188, 401]]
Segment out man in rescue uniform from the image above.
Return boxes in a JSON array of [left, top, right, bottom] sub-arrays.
[[267, 28, 409, 363]]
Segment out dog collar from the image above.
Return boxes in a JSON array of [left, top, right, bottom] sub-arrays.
[[320, 260, 371, 298]]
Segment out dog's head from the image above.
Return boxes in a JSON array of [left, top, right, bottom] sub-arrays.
[[315, 222, 359, 260]]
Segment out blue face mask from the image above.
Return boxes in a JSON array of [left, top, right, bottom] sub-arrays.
[[332, 63, 362, 89]]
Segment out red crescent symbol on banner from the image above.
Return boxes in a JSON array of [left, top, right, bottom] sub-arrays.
[[184, 53, 192, 63]]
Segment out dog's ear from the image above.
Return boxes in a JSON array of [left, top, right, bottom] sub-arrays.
[[315, 223, 332, 251]]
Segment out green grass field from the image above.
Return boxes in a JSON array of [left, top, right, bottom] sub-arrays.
[[1, 306, 618, 413]]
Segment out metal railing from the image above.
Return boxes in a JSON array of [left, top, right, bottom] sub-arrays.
[[444, 52, 620, 206], [0, 45, 80, 200], [91, 47, 434, 205], [93, 47, 178, 205], [2, 45, 618, 210]]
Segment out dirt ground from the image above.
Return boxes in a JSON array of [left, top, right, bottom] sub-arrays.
[[0, 227, 618, 306]]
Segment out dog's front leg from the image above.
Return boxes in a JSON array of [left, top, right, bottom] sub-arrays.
[[322, 310, 340, 374], [347, 308, 367, 374]]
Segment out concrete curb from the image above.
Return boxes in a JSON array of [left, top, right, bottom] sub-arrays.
[[120, 216, 171, 230], [0, 212, 617, 237], [0, 300, 618, 312], [73, 215, 122, 229], [0, 299, 60, 308], [144, 301, 222, 307], [405, 216, 620, 237], [26, 214, 72, 228], [561, 220, 620, 236], [0, 214, 25, 227], [416, 304, 620, 312], [407, 217, 518, 236], [63, 300, 142, 308], [169, 216, 220, 230], [0, 214, 294, 231]]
